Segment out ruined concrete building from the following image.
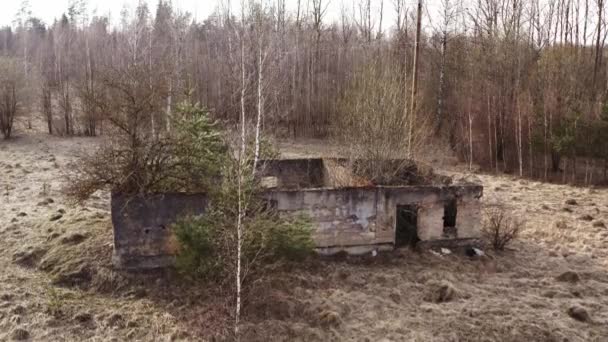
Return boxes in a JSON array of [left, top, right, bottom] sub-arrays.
[[112, 158, 483, 269]]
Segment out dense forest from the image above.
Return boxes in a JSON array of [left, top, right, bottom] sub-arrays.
[[1, 0, 607, 184]]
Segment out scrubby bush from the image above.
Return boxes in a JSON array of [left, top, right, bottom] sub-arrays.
[[173, 214, 224, 279], [264, 215, 315, 261], [481, 206, 526, 251], [174, 210, 314, 281], [65, 101, 227, 202]]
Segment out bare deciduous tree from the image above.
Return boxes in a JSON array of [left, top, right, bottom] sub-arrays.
[[0, 57, 24, 139]]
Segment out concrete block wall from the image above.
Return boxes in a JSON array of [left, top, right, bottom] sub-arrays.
[[263, 185, 483, 253], [111, 193, 207, 269], [111, 157, 484, 268], [262, 188, 384, 249]]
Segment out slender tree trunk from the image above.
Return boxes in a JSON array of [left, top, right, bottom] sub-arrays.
[[253, 41, 265, 172], [526, 114, 532, 177], [85, 31, 95, 136], [543, 107, 548, 180], [572, 154, 577, 183], [494, 99, 499, 174], [150, 31, 155, 138], [402, 23, 409, 137], [166, 79, 172, 132], [240, 34, 247, 167], [292, 27, 299, 138], [408, 0, 423, 157], [585, 159, 590, 185], [306, 46, 312, 136], [42, 85, 53, 135], [437, 29, 447, 134], [487, 93, 493, 172], [593, 0, 603, 87], [517, 101, 523, 177], [235, 16, 248, 339], [584, 0, 589, 46], [468, 97, 473, 171], [235, 151, 243, 340]]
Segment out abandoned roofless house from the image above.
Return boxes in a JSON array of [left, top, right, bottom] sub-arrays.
[[111, 158, 484, 269]]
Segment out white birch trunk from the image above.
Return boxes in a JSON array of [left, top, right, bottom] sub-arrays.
[[408, 0, 423, 158], [235, 169, 243, 339], [517, 103, 523, 177], [528, 115, 533, 177], [468, 101, 473, 171], [150, 32, 155, 137], [253, 42, 265, 173], [487, 93, 493, 172], [235, 15, 247, 338], [240, 36, 246, 157], [543, 105, 548, 180], [585, 159, 589, 185], [166, 79, 172, 132], [437, 31, 446, 132], [494, 107, 499, 174]]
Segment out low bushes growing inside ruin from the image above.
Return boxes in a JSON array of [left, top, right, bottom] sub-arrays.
[[333, 62, 448, 187]]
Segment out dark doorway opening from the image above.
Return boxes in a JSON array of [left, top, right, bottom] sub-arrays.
[[443, 199, 458, 238], [396, 205, 419, 248]]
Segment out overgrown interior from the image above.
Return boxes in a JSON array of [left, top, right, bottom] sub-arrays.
[[258, 158, 440, 189]]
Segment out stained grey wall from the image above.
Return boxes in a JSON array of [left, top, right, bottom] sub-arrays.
[[111, 185, 483, 268], [263, 185, 483, 252], [111, 193, 207, 269]]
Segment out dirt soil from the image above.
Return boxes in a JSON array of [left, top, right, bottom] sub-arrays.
[[1, 131, 608, 341]]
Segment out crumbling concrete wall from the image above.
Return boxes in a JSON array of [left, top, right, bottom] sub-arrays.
[[111, 193, 207, 269], [381, 186, 483, 242], [262, 188, 385, 253], [111, 185, 483, 268], [263, 185, 483, 255]]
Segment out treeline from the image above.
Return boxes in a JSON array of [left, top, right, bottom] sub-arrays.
[[0, 0, 607, 184]]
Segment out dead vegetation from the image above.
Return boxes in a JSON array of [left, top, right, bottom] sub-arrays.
[[333, 61, 436, 186], [0, 57, 24, 140], [1, 133, 608, 341], [481, 206, 526, 251]]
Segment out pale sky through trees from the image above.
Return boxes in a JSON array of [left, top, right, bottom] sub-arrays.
[[1, 0, 443, 32]]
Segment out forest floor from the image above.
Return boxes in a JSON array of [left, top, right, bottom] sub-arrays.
[[1, 129, 608, 341]]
